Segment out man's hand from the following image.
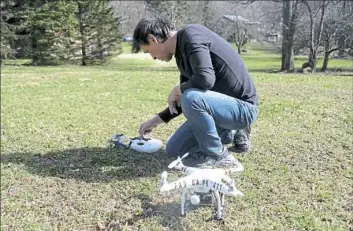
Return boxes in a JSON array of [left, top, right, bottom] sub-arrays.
[[168, 85, 182, 115], [139, 115, 164, 138]]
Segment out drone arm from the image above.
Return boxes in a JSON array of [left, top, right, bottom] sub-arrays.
[[222, 174, 235, 187], [174, 161, 185, 171], [181, 189, 187, 216], [161, 171, 168, 185], [168, 153, 189, 169], [213, 191, 222, 219]]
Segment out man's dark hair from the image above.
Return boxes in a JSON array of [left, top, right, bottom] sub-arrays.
[[132, 17, 175, 53]]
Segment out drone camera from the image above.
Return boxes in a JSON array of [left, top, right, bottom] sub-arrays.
[[190, 195, 200, 205]]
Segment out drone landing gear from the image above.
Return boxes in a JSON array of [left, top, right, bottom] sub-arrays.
[[180, 189, 187, 216], [180, 190, 212, 216], [212, 192, 226, 222], [180, 189, 227, 222]]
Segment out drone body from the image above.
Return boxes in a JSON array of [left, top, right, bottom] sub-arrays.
[[160, 153, 244, 220], [160, 170, 242, 197]]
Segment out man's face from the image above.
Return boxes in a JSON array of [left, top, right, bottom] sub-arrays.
[[140, 34, 173, 62]]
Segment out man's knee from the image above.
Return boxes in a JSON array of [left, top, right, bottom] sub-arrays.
[[165, 139, 181, 158], [181, 88, 206, 114]]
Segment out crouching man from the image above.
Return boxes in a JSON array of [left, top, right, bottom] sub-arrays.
[[132, 18, 259, 168]]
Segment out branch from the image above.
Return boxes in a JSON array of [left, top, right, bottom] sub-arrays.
[[315, 0, 327, 49], [328, 48, 353, 57], [326, 47, 340, 54], [302, 0, 314, 48]]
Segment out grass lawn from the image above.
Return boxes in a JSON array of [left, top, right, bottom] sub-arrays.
[[1, 51, 352, 231]]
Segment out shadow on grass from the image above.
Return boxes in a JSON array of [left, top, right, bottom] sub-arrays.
[[95, 193, 187, 230], [108, 193, 222, 230], [120, 193, 185, 230], [1, 147, 174, 183]]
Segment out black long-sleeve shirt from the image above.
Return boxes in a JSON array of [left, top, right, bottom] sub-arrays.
[[158, 24, 259, 123]]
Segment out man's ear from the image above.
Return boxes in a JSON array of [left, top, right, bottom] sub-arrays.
[[147, 34, 159, 44]]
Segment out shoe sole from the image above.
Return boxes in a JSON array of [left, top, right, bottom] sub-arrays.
[[233, 143, 251, 153]]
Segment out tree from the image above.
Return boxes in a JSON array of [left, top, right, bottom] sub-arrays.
[[201, 0, 212, 28], [281, 0, 300, 72], [320, 1, 353, 71], [229, 19, 249, 55], [109, 1, 146, 35], [1, 1, 15, 62], [75, 0, 123, 65], [1, 0, 60, 60], [302, 0, 330, 72], [144, 0, 191, 29], [26, 1, 79, 65], [337, 1, 353, 57]]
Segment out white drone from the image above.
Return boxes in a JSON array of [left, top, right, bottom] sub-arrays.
[[159, 152, 244, 221]]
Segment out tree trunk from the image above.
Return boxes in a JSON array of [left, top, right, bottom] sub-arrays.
[[321, 48, 339, 72], [202, 0, 210, 28], [281, 1, 296, 72], [238, 45, 241, 55], [321, 52, 329, 72], [308, 47, 316, 71], [305, 1, 316, 72], [77, 2, 87, 66], [338, 35, 346, 56], [338, 0, 347, 57], [321, 35, 330, 72], [285, 46, 295, 71], [97, 36, 103, 60]]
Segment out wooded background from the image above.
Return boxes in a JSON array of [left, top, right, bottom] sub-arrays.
[[1, 0, 352, 72]]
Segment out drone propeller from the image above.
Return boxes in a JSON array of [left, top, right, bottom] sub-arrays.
[[229, 161, 245, 173], [168, 152, 189, 169]]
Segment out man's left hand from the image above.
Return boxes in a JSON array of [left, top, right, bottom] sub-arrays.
[[168, 85, 182, 115]]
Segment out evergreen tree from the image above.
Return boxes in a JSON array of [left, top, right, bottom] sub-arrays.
[[1, 0, 31, 61], [2, 0, 122, 65], [26, 1, 79, 65], [1, 1, 15, 62], [1, 0, 60, 60], [75, 0, 123, 65]]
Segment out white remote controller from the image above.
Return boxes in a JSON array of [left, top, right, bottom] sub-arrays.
[[130, 137, 163, 154]]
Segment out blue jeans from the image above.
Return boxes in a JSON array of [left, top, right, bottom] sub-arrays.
[[166, 88, 258, 158]]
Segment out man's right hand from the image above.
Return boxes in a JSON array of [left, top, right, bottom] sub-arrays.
[[139, 115, 164, 138]]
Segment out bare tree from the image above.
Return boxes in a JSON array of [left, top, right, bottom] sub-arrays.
[[337, 1, 353, 56], [320, 1, 353, 71], [302, 0, 330, 72], [109, 1, 146, 35], [230, 18, 250, 55]]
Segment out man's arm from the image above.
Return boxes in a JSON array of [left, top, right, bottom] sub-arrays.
[[180, 42, 216, 93], [157, 74, 188, 123], [157, 106, 182, 123]]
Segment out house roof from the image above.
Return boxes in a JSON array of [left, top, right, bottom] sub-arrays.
[[222, 15, 261, 25], [223, 15, 249, 22]]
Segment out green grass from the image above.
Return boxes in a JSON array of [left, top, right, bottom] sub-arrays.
[[236, 42, 352, 71], [1, 55, 352, 231], [121, 42, 133, 54]]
